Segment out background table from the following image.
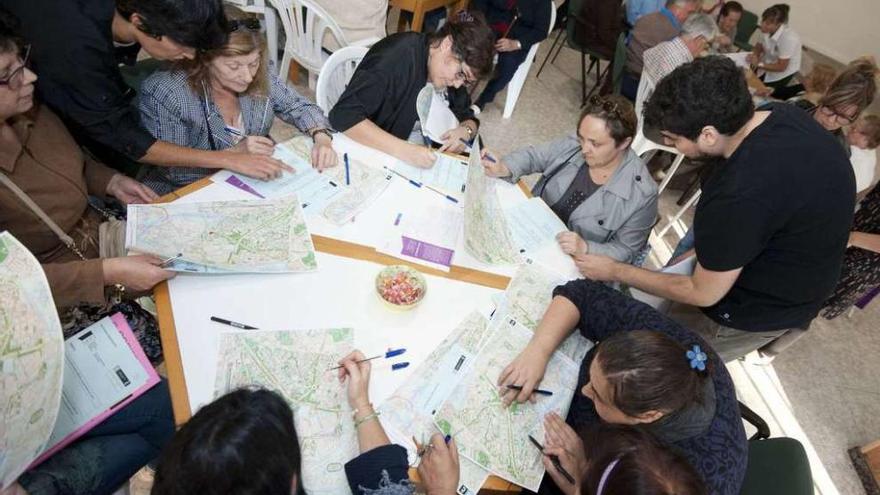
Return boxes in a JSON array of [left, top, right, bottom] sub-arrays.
[[391, 0, 469, 32]]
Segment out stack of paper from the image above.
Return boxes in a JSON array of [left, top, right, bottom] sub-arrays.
[[125, 196, 318, 273], [376, 206, 463, 272]]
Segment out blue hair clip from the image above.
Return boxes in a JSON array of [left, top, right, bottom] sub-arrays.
[[686, 345, 707, 371]]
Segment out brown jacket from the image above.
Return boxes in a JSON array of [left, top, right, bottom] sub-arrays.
[[625, 11, 681, 75], [0, 104, 117, 307]]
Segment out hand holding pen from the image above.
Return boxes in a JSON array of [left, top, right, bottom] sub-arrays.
[[540, 412, 587, 489], [480, 148, 512, 178], [336, 350, 373, 410]]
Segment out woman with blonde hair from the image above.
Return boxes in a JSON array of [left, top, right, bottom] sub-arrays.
[[138, 6, 337, 195]]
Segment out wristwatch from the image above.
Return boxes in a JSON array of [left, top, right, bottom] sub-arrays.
[[310, 128, 333, 142]]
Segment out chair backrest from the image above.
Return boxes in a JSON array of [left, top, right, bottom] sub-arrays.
[[569, 0, 624, 59], [610, 32, 628, 95], [268, 0, 347, 73], [741, 438, 813, 495], [735, 10, 759, 51], [315, 45, 368, 113]]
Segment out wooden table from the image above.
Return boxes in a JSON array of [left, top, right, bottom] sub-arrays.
[[391, 0, 469, 32], [154, 177, 528, 493]]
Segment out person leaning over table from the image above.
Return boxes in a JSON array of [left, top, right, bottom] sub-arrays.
[[151, 353, 460, 495], [138, 6, 337, 196], [0, 17, 176, 493], [746, 4, 802, 98], [0, 0, 292, 179], [481, 94, 658, 267], [573, 57, 855, 363], [713, 1, 742, 53], [498, 279, 747, 495], [541, 422, 708, 495], [328, 11, 495, 168]]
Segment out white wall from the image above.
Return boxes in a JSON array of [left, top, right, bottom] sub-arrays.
[[740, 0, 880, 64]]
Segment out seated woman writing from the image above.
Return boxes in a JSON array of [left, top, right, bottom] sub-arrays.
[[152, 351, 459, 495], [139, 6, 337, 196], [329, 12, 495, 167], [0, 10, 174, 494], [498, 279, 748, 495], [482, 95, 658, 266]]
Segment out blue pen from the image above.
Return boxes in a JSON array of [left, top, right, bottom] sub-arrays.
[[384, 167, 423, 188], [344, 153, 351, 185], [392, 362, 410, 371], [483, 152, 497, 163], [328, 348, 408, 370]]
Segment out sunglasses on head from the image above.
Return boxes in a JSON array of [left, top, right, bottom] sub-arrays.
[[228, 18, 261, 33], [587, 94, 622, 120]]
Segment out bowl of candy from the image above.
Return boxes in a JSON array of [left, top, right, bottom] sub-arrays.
[[375, 265, 426, 311]]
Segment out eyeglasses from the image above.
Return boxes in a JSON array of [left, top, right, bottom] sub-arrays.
[[228, 18, 261, 33], [0, 45, 31, 91], [819, 105, 858, 126], [587, 94, 622, 120]]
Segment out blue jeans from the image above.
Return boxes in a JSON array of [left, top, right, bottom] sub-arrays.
[[19, 380, 175, 495], [476, 48, 529, 108], [668, 227, 695, 265]]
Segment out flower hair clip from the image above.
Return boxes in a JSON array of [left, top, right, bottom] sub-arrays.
[[456, 10, 474, 23], [686, 345, 707, 371]]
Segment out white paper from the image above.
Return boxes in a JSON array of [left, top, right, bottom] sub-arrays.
[[392, 153, 469, 199], [376, 206, 463, 272], [47, 317, 151, 447], [725, 51, 751, 68], [630, 255, 697, 312], [423, 90, 459, 144], [505, 197, 568, 252]]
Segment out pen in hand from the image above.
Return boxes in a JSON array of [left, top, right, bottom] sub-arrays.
[[528, 434, 576, 485]]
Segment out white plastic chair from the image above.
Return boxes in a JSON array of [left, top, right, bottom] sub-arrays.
[[631, 75, 686, 194], [315, 45, 369, 113], [502, 2, 556, 119], [270, 0, 363, 88]]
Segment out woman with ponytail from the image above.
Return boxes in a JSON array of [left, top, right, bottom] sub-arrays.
[[498, 279, 747, 495], [749, 4, 802, 97]]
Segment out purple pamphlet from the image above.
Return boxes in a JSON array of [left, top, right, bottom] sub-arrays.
[[225, 175, 265, 198], [400, 236, 454, 267]]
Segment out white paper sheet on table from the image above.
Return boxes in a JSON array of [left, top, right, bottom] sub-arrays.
[[392, 153, 469, 199], [630, 255, 697, 312], [504, 197, 581, 279], [725, 51, 751, 68], [376, 205, 463, 271]]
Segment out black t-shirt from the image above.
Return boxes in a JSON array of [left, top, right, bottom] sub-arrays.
[[694, 103, 856, 331], [328, 32, 476, 140], [2, 0, 157, 160]]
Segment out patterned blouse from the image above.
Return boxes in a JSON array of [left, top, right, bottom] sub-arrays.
[[550, 280, 748, 495], [138, 66, 330, 195]]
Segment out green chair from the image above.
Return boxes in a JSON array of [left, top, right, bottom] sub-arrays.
[[735, 10, 759, 52], [739, 401, 814, 495], [609, 32, 628, 96]]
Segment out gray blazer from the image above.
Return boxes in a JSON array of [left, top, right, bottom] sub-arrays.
[[504, 135, 658, 263]]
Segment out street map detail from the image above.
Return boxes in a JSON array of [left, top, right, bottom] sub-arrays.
[[214, 328, 356, 494], [126, 196, 317, 273], [433, 318, 579, 491], [0, 232, 64, 489]]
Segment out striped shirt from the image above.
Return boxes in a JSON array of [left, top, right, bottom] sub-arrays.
[[138, 66, 330, 195]]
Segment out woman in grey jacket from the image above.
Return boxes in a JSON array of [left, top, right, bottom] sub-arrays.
[[482, 94, 658, 266]]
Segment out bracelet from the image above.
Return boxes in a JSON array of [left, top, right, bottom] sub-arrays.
[[462, 124, 474, 136], [354, 411, 381, 428], [106, 283, 126, 304], [311, 128, 333, 142], [351, 403, 374, 419]]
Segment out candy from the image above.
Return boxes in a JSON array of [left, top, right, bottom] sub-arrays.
[[377, 271, 424, 306]]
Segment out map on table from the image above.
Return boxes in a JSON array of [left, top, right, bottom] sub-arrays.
[[125, 196, 317, 273], [380, 311, 494, 495], [462, 137, 521, 265], [213, 137, 391, 225], [433, 318, 580, 492], [496, 264, 592, 363], [0, 232, 64, 489], [214, 328, 356, 495]]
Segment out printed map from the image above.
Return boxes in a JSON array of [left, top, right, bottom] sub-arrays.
[[0, 232, 64, 489], [497, 264, 592, 363], [462, 139, 521, 265], [215, 328, 356, 494], [126, 196, 317, 273], [381, 312, 494, 495], [434, 319, 580, 491]]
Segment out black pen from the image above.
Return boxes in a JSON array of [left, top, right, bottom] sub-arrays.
[[528, 435, 576, 485], [507, 384, 553, 396], [210, 316, 259, 330]]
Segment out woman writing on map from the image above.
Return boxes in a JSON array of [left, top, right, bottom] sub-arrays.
[[0, 10, 176, 494], [151, 352, 460, 494], [497, 279, 748, 495], [138, 6, 337, 196], [481, 95, 658, 268]]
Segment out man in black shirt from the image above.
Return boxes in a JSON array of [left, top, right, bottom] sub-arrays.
[[2, 0, 290, 179], [329, 12, 494, 168], [575, 56, 855, 361]]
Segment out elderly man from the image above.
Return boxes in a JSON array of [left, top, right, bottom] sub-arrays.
[[641, 13, 718, 91], [622, 0, 700, 99]]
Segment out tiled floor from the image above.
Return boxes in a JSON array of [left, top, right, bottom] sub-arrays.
[[243, 22, 879, 495]]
